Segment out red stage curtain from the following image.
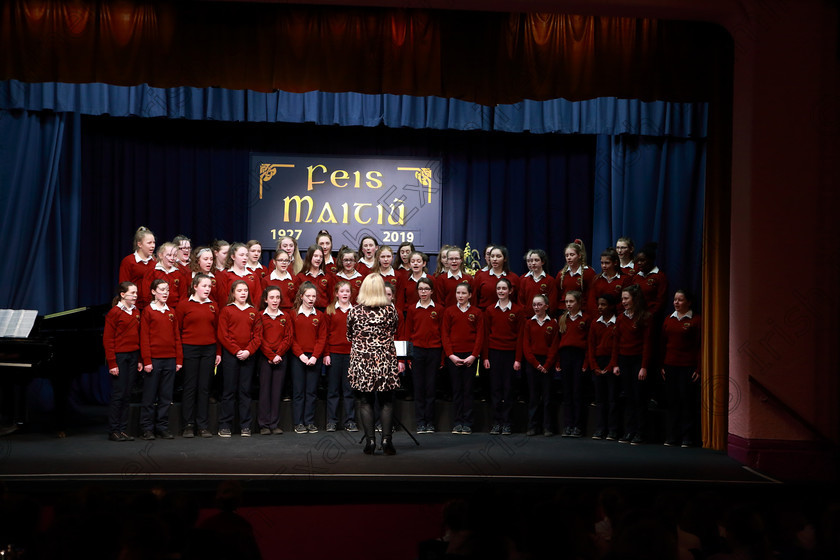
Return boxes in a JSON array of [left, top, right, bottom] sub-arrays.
[[0, 0, 727, 104]]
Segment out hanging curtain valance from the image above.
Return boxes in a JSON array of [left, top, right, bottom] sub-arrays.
[[0, 81, 707, 138]]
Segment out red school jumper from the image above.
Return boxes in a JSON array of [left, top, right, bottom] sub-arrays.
[[103, 304, 141, 369], [217, 304, 263, 356], [260, 310, 294, 361]]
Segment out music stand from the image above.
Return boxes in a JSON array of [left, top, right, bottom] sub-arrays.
[[393, 341, 419, 447]]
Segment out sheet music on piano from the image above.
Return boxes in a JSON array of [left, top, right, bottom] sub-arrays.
[[0, 309, 39, 338]]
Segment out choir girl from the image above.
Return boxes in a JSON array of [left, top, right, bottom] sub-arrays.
[[217, 280, 262, 437], [404, 277, 442, 433], [661, 290, 701, 447], [211, 239, 230, 274], [245, 240, 268, 282], [397, 241, 415, 271], [588, 249, 630, 316], [219, 243, 261, 306], [264, 250, 297, 312], [441, 281, 484, 434], [615, 237, 636, 276], [144, 242, 183, 310], [334, 246, 364, 304], [258, 285, 293, 435], [290, 281, 327, 434], [119, 227, 156, 309], [481, 244, 494, 272], [172, 235, 192, 273], [139, 279, 182, 440], [175, 273, 220, 438], [555, 240, 596, 313], [433, 245, 453, 276], [519, 249, 557, 315], [518, 294, 559, 436], [296, 244, 334, 310], [323, 281, 357, 432], [316, 230, 338, 274], [103, 281, 142, 441], [611, 284, 652, 445], [399, 250, 434, 312], [482, 277, 523, 436], [184, 246, 218, 304], [588, 294, 619, 440], [631, 243, 669, 317], [277, 235, 304, 275], [356, 235, 379, 275], [473, 245, 519, 311], [557, 290, 590, 437], [434, 246, 472, 308]]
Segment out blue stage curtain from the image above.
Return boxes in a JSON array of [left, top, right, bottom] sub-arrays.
[[0, 109, 81, 315], [592, 134, 706, 298], [0, 81, 707, 138]]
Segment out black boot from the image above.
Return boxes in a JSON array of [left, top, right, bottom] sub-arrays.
[[382, 435, 396, 456], [363, 437, 376, 455]]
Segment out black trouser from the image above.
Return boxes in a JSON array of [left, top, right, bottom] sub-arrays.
[[559, 346, 586, 429], [326, 353, 355, 425], [258, 355, 288, 429], [525, 356, 552, 431], [592, 355, 621, 434], [141, 357, 175, 432], [411, 346, 441, 426], [447, 352, 475, 427], [488, 348, 515, 426], [181, 343, 216, 430], [664, 364, 697, 443], [109, 351, 139, 433], [219, 349, 255, 431], [618, 354, 646, 437], [358, 390, 393, 438]]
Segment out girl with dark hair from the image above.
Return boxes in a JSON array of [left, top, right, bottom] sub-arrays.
[[518, 294, 559, 436], [631, 243, 669, 316], [119, 226, 156, 309], [187, 246, 219, 305], [140, 279, 182, 440], [588, 294, 619, 440], [290, 281, 327, 434], [218, 243, 261, 308], [661, 290, 701, 447], [296, 245, 333, 310], [176, 273, 221, 438], [217, 280, 262, 437], [397, 241, 415, 272], [587, 248, 630, 316], [404, 277, 442, 434], [316, 230, 338, 274], [211, 239, 230, 274], [519, 249, 556, 315], [356, 235, 379, 276], [335, 246, 363, 304], [611, 284, 652, 445], [398, 250, 434, 312], [557, 290, 590, 437], [257, 285, 293, 435], [264, 249, 297, 312], [474, 246, 519, 311], [103, 282, 142, 441], [482, 277, 524, 435]]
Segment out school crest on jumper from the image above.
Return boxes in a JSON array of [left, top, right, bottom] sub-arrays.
[[545, 326, 554, 334], [209, 305, 216, 313], [430, 311, 438, 319], [280, 318, 287, 326], [468, 313, 476, 322], [682, 322, 692, 330], [287, 281, 295, 291], [312, 318, 320, 326], [249, 312, 256, 320], [508, 313, 517, 322], [540, 283, 548, 293], [320, 278, 328, 287]]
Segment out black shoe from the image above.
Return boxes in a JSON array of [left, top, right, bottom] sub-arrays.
[[156, 429, 174, 440], [591, 430, 605, 440], [120, 432, 135, 441], [182, 425, 195, 438], [526, 428, 537, 436], [109, 432, 126, 442], [681, 440, 694, 448], [631, 434, 645, 446], [618, 433, 632, 443], [382, 436, 396, 456], [562, 426, 573, 437], [664, 440, 679, 447], [606, 431, 618, 441], [363, 437, 376, 455], [142, 430, 155, 440], [571, 427, 583, 438]]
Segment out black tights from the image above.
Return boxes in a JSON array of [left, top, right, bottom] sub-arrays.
[[357, 390, 394, 438]]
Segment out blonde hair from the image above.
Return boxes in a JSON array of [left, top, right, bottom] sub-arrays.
[[277, 236, 304, 274], [356, 274, 390, 307]]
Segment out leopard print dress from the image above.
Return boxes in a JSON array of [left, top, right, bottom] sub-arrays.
[[346, 304, 400, 392]]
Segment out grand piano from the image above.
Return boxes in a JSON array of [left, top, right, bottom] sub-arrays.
[[0, 305, 109, 436]]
